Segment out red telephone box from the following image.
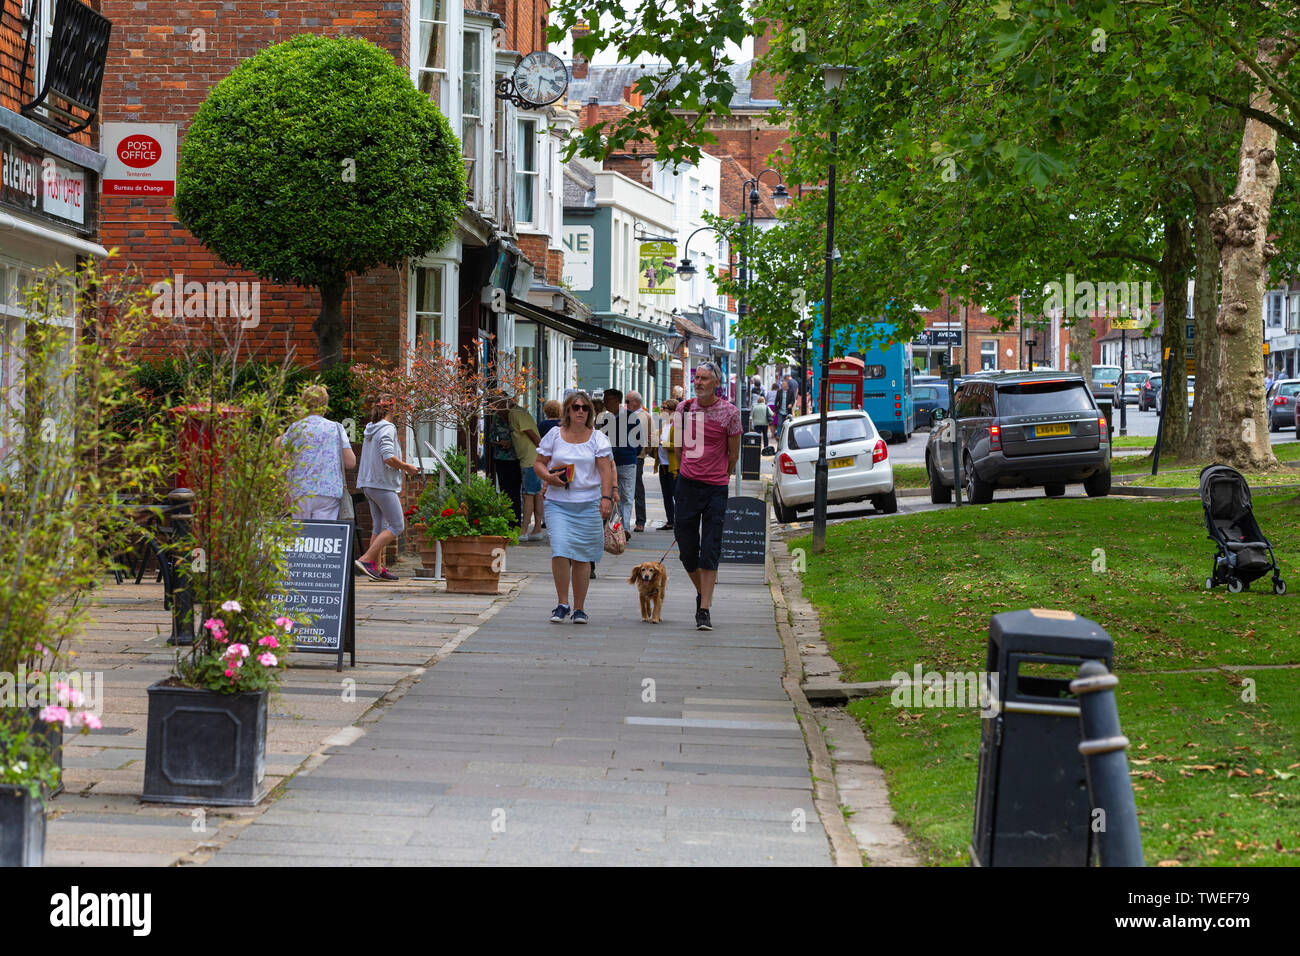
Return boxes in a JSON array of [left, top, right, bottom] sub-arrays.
[[827, 357, 865, 410]]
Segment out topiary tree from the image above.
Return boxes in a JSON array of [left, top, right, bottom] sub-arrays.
[[174, 34, 465, 368]]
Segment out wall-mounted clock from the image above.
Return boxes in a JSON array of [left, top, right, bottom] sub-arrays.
[[497, 51, 569, 109]]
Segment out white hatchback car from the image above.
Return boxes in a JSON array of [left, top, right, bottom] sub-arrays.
[[772, 410, 896, 523]]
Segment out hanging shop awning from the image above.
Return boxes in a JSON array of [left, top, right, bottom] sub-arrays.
[[507, 296, 649, 357]]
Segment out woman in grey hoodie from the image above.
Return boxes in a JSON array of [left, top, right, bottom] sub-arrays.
[[355, 395, 420, 580]]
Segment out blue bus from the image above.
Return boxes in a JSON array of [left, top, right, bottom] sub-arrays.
[[808, 316, 915, 443]]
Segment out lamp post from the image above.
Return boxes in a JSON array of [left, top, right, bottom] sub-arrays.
[[813, 65, 846, 554]]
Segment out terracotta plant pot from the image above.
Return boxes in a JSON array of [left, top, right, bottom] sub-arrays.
[[409, 522, 438, 570], [440, 535, 507, 594]]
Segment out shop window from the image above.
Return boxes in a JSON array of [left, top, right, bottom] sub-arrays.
[[411, 264, 448, 463]]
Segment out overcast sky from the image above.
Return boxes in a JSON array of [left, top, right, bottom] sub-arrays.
[[548, 11, 753, 66]]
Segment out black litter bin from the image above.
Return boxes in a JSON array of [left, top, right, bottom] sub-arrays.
[[741, 431, 763, 480], [971, 609, 1114, 867], [1096, 397, 1115, 442]]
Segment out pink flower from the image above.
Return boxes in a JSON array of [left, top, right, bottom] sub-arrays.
[[221, 600, 243, 613], [257, 652, 277, 667], [274, 616, 294, 632], [54, 681, 85, 707], [76, 712, 102, 730], [257, 635, 279, 648], [40, 705, 70, 726], [224, 668, 235, 678], [203, 617, 227, 640], [225, 643, 250, 659]]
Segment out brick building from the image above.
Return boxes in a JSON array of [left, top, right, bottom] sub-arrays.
[[1, 0, 111, 397]]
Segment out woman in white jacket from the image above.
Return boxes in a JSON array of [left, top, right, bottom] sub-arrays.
[[355, 394, 420, 581]]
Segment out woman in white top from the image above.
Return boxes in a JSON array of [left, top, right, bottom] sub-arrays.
[[278, 384, 356, 520], [533, 391, 614, 625]]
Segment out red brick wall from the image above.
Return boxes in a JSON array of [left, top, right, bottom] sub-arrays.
[[96, 1, 412, 369]]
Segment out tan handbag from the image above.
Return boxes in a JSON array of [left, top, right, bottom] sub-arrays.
[[604, 509, 626, 555]]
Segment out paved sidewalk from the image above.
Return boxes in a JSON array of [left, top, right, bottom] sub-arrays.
[[44, 557, 522, 865], [210, 499, 833, 865]]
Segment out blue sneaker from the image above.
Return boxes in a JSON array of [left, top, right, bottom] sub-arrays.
[[550, 604, 571, 623], [572, 610, 589, 624]]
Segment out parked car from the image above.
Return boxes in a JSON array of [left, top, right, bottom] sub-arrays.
[[925, 371, 1111, 504], [772, 409, 896, 522], [1269, 379, 1300, 431], [1138, 374, 1162, 411], [1091, 365, 1122, 403], [913, 382, 951, 426], [1119, 369, 1153, 409]]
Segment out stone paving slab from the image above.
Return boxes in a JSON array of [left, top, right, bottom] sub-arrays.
[[210, 518, 832, 867]]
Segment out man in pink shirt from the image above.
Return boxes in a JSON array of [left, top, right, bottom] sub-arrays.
[[672, 362, 741, 630]]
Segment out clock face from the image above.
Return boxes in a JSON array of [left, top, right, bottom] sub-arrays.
[[514, 51, 569, 107]]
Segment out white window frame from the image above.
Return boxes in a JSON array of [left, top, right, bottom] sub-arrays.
[[514, 116, 540, 229], [407, 257, 459, 466], [413, 0, 451, 115], [461, 22, 491, 207], [1267, 291, 1284, 328], [980, 339, 998, 370]]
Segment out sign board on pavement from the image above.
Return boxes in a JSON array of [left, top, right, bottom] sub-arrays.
[[268, 520, 355, 669], [720, 496, 766, 565]]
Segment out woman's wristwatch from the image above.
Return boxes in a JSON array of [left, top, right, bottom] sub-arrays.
[[602, 495, 613, 501]]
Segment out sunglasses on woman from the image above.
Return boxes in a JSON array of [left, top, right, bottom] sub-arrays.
[[572, 405, 590, 412]]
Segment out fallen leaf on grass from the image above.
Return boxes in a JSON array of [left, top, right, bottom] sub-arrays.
[[1156, 860, 1182, 867], [1227, 768, 1250, 777], [1275, 770, 1297, 780]]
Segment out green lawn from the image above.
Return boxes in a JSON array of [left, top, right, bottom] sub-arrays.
[[793, 495, 1300, 865]]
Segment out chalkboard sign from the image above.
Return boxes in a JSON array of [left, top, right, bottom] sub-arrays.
[[720, 495, 767, 564], [269, 520, 354, 666]]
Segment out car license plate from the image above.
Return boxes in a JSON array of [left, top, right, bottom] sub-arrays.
[[1035, 423, 1070, 438], [830, 456, 855, 469]]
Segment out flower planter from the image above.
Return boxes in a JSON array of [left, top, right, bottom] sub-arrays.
[[440, 535, 507, 594], [0, 785, 44, 867], [142, 683, 267, 807], [409, 522, 438, 570]]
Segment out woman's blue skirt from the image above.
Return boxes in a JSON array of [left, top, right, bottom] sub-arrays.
[[546, 498, 604, 564]]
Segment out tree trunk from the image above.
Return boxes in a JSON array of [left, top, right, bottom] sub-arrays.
[[1187, 172, 1223, 459], [1157, 213, 1193, 460], [1210, 40, 1283, 471], [314, 276, 347, 369], [1067, 316, 1092, 388]]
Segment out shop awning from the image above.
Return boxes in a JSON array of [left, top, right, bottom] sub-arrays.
[[508, 296, 648, 357]]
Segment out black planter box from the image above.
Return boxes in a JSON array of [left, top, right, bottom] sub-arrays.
[[0, 785, 45, 867], [142, 683, 268, 807]]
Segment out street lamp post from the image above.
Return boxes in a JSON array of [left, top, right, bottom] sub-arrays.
[[813, 66, 846, 554]]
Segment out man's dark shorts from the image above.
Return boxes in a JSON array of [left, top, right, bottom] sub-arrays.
[[674, 475, 729, 573]]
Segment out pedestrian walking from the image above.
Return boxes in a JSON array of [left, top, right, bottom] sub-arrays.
[[599, 387, 642, 537], [769, 378, 783, 437], [672, 362, 741, 630], [538, 398, 562, 439], [355, 394, 421, 581], [749, 390, 771, 446], [533, 392, 615, 625], [278, 383, 357, 520], [536, 398, 562, 533], [627, 390, 653, 532], [656, 397, 679, 530], [489, 399, 523, 528], [505, 396, 544, 541]]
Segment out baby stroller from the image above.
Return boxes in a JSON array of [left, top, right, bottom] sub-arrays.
[[1199, 464, 1285, 595]]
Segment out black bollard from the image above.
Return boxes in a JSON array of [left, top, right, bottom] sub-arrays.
[[165, 487, 196, 647], [1070, 659, 1145, 867]]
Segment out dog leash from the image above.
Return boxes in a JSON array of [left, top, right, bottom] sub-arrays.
[[658, 537, 678, 564]]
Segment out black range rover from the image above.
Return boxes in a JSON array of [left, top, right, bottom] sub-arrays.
[[924, 371, 1111, 504]]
